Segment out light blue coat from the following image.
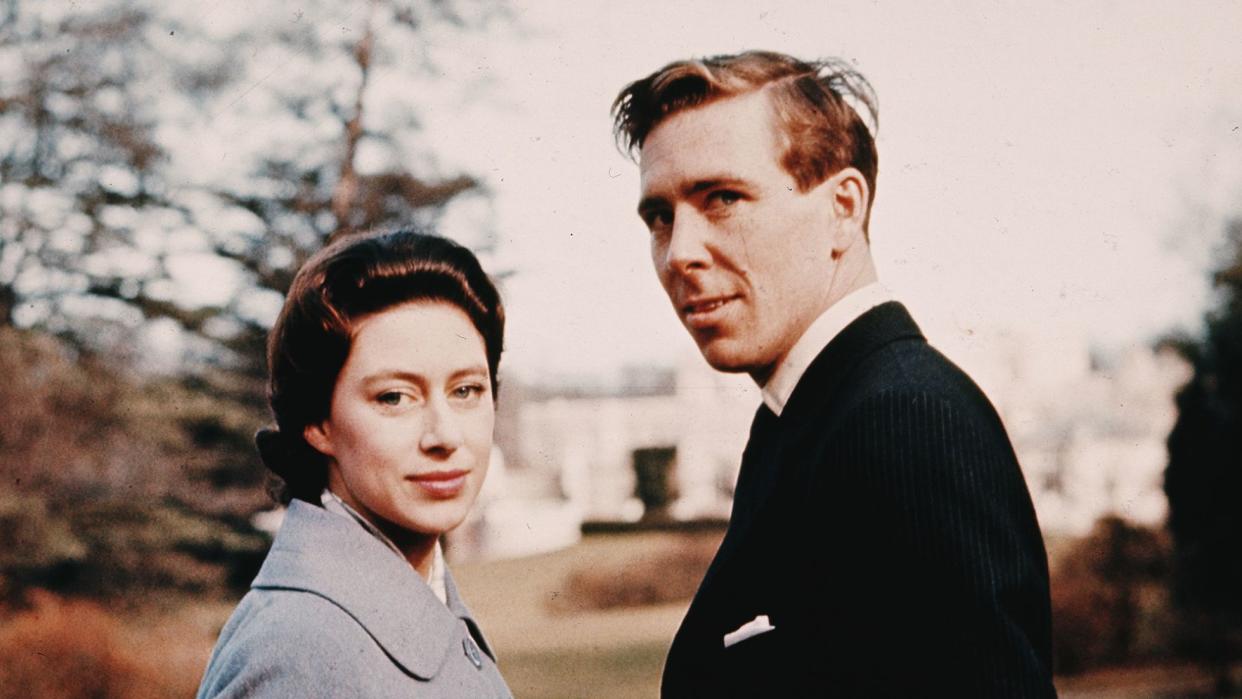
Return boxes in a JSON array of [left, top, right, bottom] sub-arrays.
[[197, 500, 513, 698]]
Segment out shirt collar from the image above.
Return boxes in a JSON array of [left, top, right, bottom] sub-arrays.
[[760, 282, 894, 416]]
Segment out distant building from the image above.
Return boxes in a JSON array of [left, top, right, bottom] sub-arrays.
[[515, 357, 760, 522], [977, 333, 1189, 536]]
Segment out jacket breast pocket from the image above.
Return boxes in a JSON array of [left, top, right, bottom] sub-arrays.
[[717, 624, 784, 696], [722, 617, 780, 658]]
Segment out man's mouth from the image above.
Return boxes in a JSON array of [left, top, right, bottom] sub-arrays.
[[681, 294, 740, 327]]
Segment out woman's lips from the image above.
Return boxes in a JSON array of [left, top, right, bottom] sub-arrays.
[[408, 470, 469, 498]]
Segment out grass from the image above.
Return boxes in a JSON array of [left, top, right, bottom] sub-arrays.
[[499, 643, 667, 699], [452, 530, 717, 652], [446, 529, 724, 698]]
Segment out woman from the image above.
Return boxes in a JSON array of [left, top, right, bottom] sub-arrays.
[[197, 229, 513, 698]]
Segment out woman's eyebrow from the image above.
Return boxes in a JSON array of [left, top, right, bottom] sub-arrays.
[[448, 366, 490, 381], [361, 370, 425, 385]]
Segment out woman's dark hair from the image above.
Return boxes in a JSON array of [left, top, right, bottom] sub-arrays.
[[255, 229, 504, 504]]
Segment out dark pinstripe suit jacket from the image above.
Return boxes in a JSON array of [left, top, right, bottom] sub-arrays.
[[661, 302, 1055, 698]]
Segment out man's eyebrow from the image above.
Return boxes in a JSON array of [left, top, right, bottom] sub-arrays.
[[684, 177, 746, 196]]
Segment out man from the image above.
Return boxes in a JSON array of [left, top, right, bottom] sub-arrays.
[[612, 51, 1055, 697]]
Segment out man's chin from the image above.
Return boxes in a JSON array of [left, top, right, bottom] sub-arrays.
[[696, 342, 761, 376]]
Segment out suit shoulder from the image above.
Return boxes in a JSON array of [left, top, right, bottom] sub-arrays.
[[831, 337, 1011, 438], [862, 337, 992, 402], [805, 338, 1030, 501]]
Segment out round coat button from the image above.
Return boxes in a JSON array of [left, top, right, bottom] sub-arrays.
[[463, 637, 483, 669]]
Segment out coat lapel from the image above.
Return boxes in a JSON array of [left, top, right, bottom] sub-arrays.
[[444, 567, 497, 662], [251, 500, 460, 680]]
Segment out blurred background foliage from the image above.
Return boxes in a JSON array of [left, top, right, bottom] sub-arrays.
[[0, 0, 501, 600], [0, 5, 504, 694], [0, 0, 1239, 696], [1164, 217, 1242, 694]]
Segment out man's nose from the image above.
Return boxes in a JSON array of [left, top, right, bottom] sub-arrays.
[[665, 209, 712, 274], [419, 398, 463, 455]]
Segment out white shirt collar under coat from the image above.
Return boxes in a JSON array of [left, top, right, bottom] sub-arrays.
[[760, 283, 894, 416]]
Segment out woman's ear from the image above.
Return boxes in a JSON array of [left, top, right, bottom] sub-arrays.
[[304, 422, 334, 457]]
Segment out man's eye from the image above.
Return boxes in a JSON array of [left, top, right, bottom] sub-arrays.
[[708, 190, 742, 207], [643, 209, 673, 232]]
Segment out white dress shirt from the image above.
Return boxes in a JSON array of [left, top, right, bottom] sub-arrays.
[[760, 283, 894, 416]]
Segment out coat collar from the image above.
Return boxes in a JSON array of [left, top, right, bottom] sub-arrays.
[[779, 301, 924, 424], [251, 500, 493, 680]]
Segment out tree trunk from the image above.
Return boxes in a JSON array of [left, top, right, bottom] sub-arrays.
[[330, 1, 376, 240]]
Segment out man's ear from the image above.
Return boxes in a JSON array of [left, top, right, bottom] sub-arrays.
[[824, 167, 869, 257], [829, 167, 868, 228], [304, 422, 334, 457]]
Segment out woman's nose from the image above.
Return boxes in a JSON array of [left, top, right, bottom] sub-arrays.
[[419, 398, 463, 454]]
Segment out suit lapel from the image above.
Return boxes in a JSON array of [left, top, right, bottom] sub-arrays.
[[727, 404, 782, 531]]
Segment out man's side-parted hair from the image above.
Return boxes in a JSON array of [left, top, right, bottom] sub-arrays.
[[255, 228, 505, 504], [612, 50, 880, 229]]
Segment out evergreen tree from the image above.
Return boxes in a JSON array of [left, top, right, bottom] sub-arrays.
[[1165, 217, 1242, 694]]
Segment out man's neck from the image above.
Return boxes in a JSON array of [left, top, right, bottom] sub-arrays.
[[750, 255, 878, 387], [758, 280, 892, 416]]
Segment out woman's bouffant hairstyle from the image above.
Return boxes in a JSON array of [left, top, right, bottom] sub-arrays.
[[612, 50, 879, 232], [255, 229, 504, 504]]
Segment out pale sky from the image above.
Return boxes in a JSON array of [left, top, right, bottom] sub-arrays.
[[182, 1, 1242, 386], [418, 1, 1242, 385]]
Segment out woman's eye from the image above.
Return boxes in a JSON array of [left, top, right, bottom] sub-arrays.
[[451, 383, 486, 401], [377, 391, 408, 407]]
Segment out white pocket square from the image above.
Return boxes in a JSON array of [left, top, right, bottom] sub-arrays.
[[723, 614, 775, 648]]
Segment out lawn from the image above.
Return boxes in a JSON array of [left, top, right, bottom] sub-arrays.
[[452, 529, 720, 699]]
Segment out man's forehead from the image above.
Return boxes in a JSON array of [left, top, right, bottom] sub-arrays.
[[638, 92, 784, 190], [642, 91, 777, 150]]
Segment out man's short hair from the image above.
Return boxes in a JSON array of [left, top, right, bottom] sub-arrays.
[[612, 50, 879, 229]]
